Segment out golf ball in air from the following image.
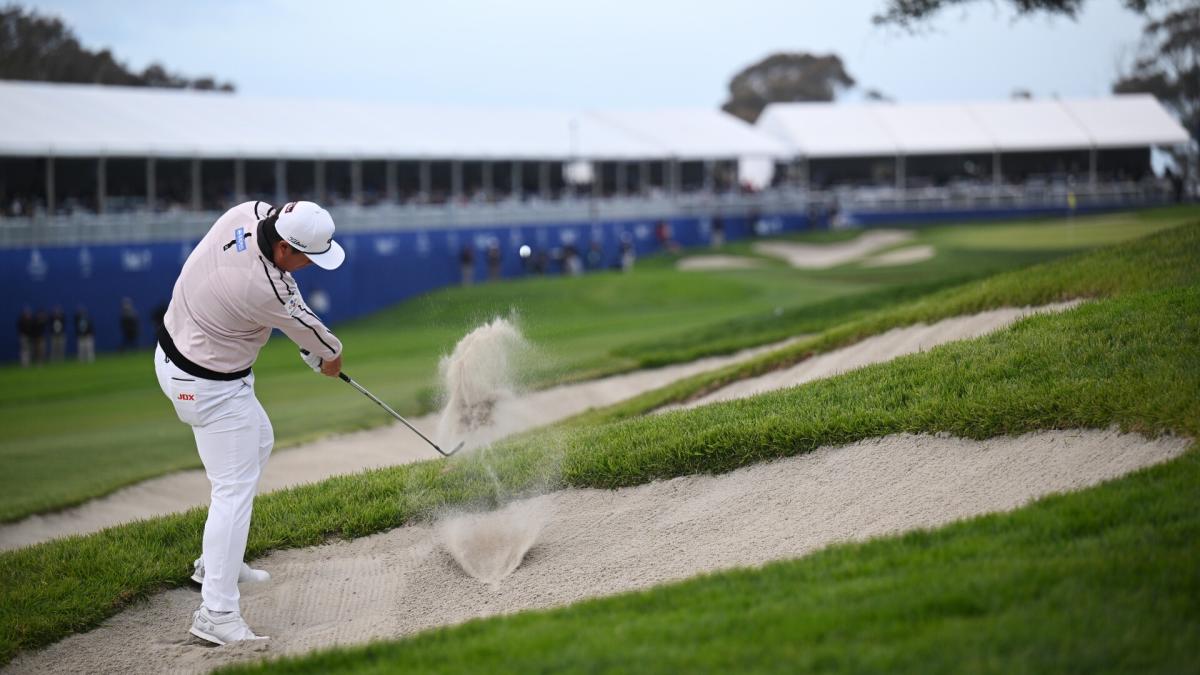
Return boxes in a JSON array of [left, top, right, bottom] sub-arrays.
[[519, 245, 531, 258]]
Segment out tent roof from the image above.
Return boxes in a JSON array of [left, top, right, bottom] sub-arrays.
[[1058, 95, 1192, 148], [591, 108, 788, 159], [757, 95, 1189, 158], [756, 104, 896, 158], [0, 80, 789, 160]]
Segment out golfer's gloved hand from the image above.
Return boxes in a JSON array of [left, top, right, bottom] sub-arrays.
[[299, 348, 323, 373]]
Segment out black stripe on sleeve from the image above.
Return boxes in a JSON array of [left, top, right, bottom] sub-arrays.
[[259, 258, 287, 305], [259, 257, 336, 355], [277, 267, 295, 296], [253, 200, 264, 218], [293, 313, 337, 354]]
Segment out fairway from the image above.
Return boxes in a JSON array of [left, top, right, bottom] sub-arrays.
[[922, 209, 1186, 250], [1, 207, 1194, 524]]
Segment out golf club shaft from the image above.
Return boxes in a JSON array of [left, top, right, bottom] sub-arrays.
[[338, 372, 452, 457]]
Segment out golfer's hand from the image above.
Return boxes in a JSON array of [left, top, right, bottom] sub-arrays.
[[320, 353, 342, 377]]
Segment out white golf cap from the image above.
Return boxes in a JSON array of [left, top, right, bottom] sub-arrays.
[[275, 201, 345, 270]]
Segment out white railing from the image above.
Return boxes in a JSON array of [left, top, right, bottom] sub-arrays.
[[0, 183, 1178, 248]]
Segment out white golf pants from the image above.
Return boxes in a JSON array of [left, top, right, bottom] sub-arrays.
[[154, 344, 273, 613]]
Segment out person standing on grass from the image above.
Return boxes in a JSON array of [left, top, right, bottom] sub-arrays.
[[16, 306, 34, 367], [75, 305, 95, 363], [119, 298, 139, 352], [31, 309, 47, 363], [49, 307, 66, 362], [153, 200, 345, 646]]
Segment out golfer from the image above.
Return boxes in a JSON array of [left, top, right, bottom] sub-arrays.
[[153, 200, 345, 645]]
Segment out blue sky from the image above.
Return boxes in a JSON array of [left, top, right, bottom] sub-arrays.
[[25, 0, 1146, 108]]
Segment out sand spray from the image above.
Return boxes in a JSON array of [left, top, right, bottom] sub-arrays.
[[429, 316, 557, 585]]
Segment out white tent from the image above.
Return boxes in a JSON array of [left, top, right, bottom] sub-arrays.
[[591, 108, 788, 159], [0, 80, 788, 161], [756, 95, 1190, 158], [756, 103, 896, 158]]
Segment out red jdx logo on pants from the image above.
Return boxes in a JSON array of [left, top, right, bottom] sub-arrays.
[[177, 393, 196, 401]]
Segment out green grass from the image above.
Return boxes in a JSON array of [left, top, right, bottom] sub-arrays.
[[615, 207, 1196, 369], [10, 208, 1178, 522], [578, 209, 1200, 425], [922, 210, 1186, 250], [1, 219, 1197, 667]]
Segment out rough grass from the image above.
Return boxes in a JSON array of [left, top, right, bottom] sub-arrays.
[[1, 220, 1197, 666]]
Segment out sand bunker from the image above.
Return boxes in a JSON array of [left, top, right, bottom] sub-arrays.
[[675, 255, 764, 271], [671, 301, 1082, 411], [8, 428, 1187, 674], [753, 229, 913, 269], [0, 338, 797, 551], [861, 244, 936, 267]]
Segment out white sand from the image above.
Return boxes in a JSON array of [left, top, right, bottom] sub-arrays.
[[675, 255, 765, 271], [753, 230, 913, 269], [0, 338, 798, 552], [7, 428, 1188, 675], [671, 301, 1082, 412], [861, 244, 936, 267]]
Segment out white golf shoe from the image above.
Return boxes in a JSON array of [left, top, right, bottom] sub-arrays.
[[191, 558, 271, 584], [189, 606, 268, 646]]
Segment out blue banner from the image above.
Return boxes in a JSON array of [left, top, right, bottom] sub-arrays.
[[5, 212, 801, 363]]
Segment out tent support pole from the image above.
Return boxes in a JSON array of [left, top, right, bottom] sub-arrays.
[[191, 158, 202, 211]]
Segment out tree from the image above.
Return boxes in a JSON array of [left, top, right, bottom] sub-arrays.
[[873, 0, 1166, 27], [1114, 2, 1198, 193], [864, 88, 895, 102], [1113, 3, 1199, 147], [0, 4, 235, 91], [722, 52, 856, 123]]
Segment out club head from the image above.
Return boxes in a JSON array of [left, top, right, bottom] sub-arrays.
[[443, 440, 466, 457]]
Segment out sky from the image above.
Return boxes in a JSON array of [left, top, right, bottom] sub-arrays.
[[24, 0, 1148, 109]]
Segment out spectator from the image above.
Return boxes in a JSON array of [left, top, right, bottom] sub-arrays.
[[563, 244, 583, 276], [619, 232, 635, 273], [654, 219, 678, 252], [49, 306, 66, 362], [75, 305, 95, 363], [532, 248, 549, 275], [1165, 167, 1184, 203], [32, 309, 48, 363], [586, 241, 604, 270], [16, 306, 34, 367], [119, 297, 140, 351], [459, 244, 475, 286], [486, 240, 502, 282], [711, 216, 725, 248]]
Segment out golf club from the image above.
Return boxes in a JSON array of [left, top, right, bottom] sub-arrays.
[[338, 371, 465, 458]]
